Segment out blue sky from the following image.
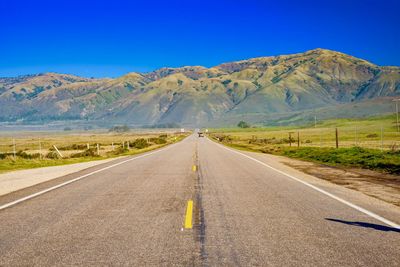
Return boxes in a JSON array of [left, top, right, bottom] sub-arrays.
[[0, 0, 399, 78]]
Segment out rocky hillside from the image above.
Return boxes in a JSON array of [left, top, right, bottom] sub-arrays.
[[1, 49, 399, 126]]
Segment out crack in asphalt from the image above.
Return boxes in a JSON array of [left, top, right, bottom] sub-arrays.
[[194, 143, 208, 267]]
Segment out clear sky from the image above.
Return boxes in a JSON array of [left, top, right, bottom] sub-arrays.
[[1, 0, 399, 78]]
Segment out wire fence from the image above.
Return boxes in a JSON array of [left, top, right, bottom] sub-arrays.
[[214, 125, 400, 151], [0, 140, 122, 159], [0, 133, 178, 159]]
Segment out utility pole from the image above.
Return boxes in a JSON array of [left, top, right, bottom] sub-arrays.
[[394, 99, 400, 133]]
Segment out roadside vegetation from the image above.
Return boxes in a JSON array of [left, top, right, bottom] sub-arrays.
[[237, 120, 251, 128], [0, 131, 189, 173], [210, 115, 400, 174]]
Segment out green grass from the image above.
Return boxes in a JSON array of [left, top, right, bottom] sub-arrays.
[[0, 133, 188, 174], [209, 115, 400, 174], [210, 114, 398, 132], [281, 147, 400, 174], [209, 115, 400, 150], [212, 136, 400, 174], [0, 157, 105, 174]]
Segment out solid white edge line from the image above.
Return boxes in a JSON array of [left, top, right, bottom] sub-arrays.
[[208, 138, 400, 229], [0, 143, 177, 211]]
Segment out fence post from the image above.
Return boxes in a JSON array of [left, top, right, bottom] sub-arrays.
[[53, 145, 63, 158], [289, 132, 292, 147], [87, 143, 90, 149], [381, 126, 384, 151], [13, 139, 16, 160], [127, 141, 130, 149], [335, 128, 339, 149], [97, 144, 100, 156]]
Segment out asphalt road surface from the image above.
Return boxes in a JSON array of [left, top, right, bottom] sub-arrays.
[[0, 135, 399, 266]]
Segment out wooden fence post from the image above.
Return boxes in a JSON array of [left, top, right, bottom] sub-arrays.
[[335, 128, 339, 149], [53, 145, 63, 158]]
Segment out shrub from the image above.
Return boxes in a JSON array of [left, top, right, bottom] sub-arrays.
[[0, 153, 12, 159], [149, 137, 167, 144], [222, 79, 232, 86], [238, 121, 250, 128], [130, 138, 150, 149], [70, 148, 98, 158], [213, 134, 232, 143], [107, 146, 129, 155], [46, 151, 61, 159], [58, 144, 88, 150], [16, 151, 41, 159]]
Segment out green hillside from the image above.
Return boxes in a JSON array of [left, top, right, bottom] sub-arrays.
[[1, 49, 399, 126]]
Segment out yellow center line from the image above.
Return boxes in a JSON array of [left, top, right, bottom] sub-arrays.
[[192, 165, 197, 172], [184, 200, 193, 229]]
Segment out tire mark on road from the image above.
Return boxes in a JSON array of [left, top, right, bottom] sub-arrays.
[[193, 143, 208, 267]]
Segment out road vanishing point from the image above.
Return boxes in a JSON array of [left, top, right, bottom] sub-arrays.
[[0, 135, 399, 266]]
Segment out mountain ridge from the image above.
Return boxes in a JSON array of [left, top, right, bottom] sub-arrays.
[[1, 49, 399, 126]]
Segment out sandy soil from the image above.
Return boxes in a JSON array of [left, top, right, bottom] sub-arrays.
[[279, 157, 400, 207]]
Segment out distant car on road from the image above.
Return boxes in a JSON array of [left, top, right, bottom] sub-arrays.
[[198, 132, 204, 137]]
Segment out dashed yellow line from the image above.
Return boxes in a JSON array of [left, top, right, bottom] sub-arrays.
[[184, 200, 193, 229], [192, 165, 197, 172]]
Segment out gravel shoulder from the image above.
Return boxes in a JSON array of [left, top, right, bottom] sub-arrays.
[[280, 157, 400, 207]]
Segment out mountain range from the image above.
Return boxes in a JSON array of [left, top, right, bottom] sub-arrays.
[[1, 48, 399, 127]]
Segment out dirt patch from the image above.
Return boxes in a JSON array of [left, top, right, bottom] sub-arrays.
[[280, 158, 400, 207]]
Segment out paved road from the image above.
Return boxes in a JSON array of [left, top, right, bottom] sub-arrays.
[[0, 135, 399, 266]]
